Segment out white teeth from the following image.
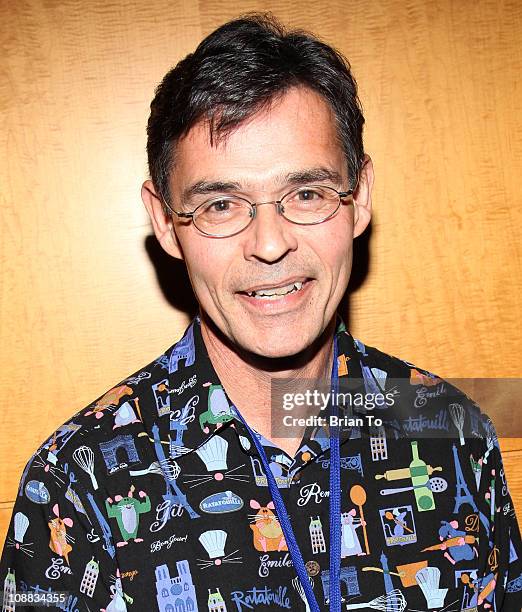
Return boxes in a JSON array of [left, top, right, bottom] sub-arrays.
[[247, 281, 304, 298]]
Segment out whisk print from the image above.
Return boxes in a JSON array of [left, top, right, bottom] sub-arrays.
[[72, 445, 98, 490], [481, 419, 497, 464], [159, 457, 181, 481], [292, 575, 314, 612], [449, 403, 465, 446], [345, 589, 407, 611]]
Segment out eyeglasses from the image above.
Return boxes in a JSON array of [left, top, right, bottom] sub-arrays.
[[161, 185, 354, 238]]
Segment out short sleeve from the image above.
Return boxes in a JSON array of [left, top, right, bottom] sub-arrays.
[[0, 448, 119, 610], [480, 416, 522, 610]]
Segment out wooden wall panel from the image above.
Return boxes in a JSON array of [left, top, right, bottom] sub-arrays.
[[1, 0, 521, 545]]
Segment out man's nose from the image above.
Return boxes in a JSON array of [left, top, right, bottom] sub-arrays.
[[243, 201, 298, 262]]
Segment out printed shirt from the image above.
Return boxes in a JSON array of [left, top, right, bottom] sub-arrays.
[[1, 314, 522, 612]]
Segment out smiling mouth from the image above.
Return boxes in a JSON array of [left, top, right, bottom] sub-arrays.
[[239, 279, 311, 299]]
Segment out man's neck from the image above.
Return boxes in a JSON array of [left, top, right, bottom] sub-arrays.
[[199, 311, 336, 458]]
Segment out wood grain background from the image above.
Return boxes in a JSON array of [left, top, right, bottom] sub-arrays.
[[1, 0, 521, 546]]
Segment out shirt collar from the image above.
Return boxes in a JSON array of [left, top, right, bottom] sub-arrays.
[[164, 312, 367, 461]]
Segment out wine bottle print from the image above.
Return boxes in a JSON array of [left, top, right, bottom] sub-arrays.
[[409, 441, 435, 512]]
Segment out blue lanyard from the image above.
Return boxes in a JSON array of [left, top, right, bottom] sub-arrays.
[[234, 335, 341, 612]]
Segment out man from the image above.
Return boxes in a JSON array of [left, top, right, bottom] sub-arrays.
[[1, 14, 521, 612]]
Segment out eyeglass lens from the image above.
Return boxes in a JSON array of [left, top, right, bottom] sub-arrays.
[[192, 186, 343, 236]]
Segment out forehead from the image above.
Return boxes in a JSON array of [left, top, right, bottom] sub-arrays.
[[171, 86, 346, 191]]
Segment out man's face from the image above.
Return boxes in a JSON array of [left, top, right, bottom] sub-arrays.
[[145, 86, 372, 359]]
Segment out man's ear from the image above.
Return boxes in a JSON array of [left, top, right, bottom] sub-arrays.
[[352, 154, 374, 239], [141, 180, 184, 260]]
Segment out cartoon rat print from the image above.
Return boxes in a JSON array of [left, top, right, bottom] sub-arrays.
[[249, 499, 288, 553], [427, 520, 477, 565], [105, 485, 151, 546], [48, 503, 74, 564]]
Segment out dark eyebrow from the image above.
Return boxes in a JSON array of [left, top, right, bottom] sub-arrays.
[[283, 167, 344, 186], [182, 167, 343, 204], [183, 180, 241, 202]]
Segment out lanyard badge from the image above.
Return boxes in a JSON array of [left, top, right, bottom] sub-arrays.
[[234, 335, 341, 612]]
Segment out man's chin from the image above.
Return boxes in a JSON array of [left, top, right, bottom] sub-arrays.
[[233, 323, 319, 360]]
